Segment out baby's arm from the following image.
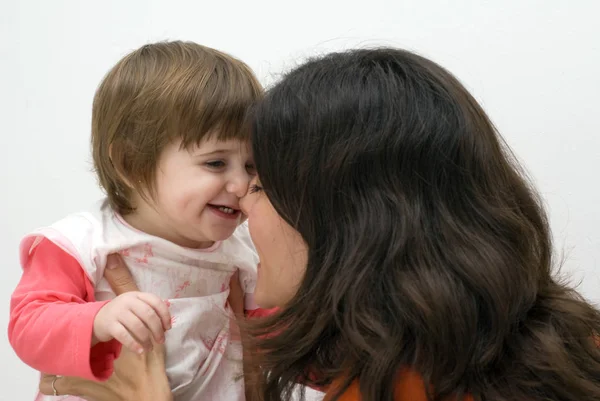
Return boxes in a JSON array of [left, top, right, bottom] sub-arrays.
[[8, 238, 120, 381]]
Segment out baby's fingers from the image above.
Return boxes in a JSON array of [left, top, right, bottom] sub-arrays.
[[129, 297, 167, 344], [109, 320, 145, 354], [117, 310, 154, 351], [136, 292, 172, 331]]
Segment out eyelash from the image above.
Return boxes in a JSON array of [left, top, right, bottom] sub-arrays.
[[249, 184, 263, 194], [205, 161, 256, 173], [205, 160, 225, 168]]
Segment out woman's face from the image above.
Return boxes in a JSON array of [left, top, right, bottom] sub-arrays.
[[239, 177, 308, 308]]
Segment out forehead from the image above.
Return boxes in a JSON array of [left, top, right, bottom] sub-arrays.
[[187, 137, 252, 155]]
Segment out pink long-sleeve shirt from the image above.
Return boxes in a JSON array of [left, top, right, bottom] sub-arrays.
[[8, 238, 121, 380], [8, 237, 276, 382]]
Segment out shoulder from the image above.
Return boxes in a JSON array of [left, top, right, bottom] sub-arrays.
[[19, 198, 119, 284]]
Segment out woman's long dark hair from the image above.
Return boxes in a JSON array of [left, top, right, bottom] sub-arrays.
[[247, 48, 600, 401]]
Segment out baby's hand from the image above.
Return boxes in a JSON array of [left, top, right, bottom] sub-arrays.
[[93, 292, 171, 354]]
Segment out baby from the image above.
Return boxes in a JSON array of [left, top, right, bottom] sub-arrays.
[[9, 41, 262, 401]]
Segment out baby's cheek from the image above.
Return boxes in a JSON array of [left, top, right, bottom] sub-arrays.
[[171, 192, 200, 214]]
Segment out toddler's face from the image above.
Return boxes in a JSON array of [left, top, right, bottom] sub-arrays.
[[126, 136, 255, 248]]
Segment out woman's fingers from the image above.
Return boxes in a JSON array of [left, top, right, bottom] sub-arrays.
[[39, 374, 84, 397], [38, 339, 171, 401], [39, 374, 62, 396], [105, 254, 140, 295], [228, 270, 244, 317]]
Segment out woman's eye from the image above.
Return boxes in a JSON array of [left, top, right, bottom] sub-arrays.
[[205, 160, 225, 168], [249, 184, 263, 194]]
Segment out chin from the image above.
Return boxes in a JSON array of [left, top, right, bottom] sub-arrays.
[[209, 234, 232, 243], [215, 229, 238, 242]]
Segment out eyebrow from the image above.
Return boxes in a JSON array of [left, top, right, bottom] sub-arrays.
[[193, 149, 233, 157]]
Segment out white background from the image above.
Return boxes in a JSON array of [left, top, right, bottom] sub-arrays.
[[1, 0, 599, 399]]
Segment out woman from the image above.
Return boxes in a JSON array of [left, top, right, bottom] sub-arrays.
[[42, 48, 600, 401]]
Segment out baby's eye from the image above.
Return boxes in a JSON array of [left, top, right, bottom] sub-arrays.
[[205, 160, 226, 168]]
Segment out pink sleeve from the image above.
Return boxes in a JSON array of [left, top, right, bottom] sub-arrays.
[[8, 238, 121, 381], [246, 307, 280, 318]]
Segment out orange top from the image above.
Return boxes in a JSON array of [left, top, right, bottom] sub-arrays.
[[324, 369, 473, 401], [324, 337, 599, 400]]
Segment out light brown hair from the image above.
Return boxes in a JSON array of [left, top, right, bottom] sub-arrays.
[[91, 40, 262, 213]]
